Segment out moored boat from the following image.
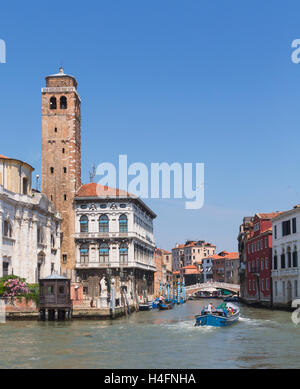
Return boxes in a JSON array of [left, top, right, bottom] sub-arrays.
[[139, 303, 152, 311], [223, 295, 239, 303], [152, 298, 160, 309], [195, 303, 240, 327], [158, 300, 174, 310]]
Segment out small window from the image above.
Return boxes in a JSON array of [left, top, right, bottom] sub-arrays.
[[3, 262, 9, 277], [62, 254, 67, 264], [50, 167, 54, 174], [120, 204, 126, 208], [3, 220, 12, 238], [22, 177, 28, 195], [64, 194, 67, 201], [81, 204, 88, 209], [63, 167, 67, 173], [54, 127, 57, 133], [83, 287, 88, 295], [59, 286, 65, 294], [100, 204, 107, 209], [47, 286, 54, 295], [62, 148, 65, 154], [50, 97, 57, 110], [273, 254, 278, 270]]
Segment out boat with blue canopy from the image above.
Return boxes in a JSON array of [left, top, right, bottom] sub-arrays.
[[158, 299, 174, 310], [195, 302, 240, 327]]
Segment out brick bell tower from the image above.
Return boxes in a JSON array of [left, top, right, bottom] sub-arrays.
[[41, 67, 81, 279]]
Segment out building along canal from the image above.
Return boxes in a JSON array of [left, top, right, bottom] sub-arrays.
[[0, 300, 298, 369]]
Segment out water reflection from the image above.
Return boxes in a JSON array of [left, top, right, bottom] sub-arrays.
[[0, 300, 297, 369]]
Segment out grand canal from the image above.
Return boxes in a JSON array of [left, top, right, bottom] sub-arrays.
[[0, 300, 299, 369]]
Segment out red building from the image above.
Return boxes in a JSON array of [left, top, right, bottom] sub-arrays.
[[212, 251, 239, 283], [245, 212, 282, 306]]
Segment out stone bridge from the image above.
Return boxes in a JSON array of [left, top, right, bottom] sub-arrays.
[[185, 282, 240, 298]]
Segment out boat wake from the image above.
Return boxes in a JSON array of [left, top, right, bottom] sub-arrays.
[[239, 316, 278, 327], [162, 320, 219, 332]]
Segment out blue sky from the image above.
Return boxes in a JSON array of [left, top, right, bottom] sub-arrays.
[[1, 1, 300, 252]]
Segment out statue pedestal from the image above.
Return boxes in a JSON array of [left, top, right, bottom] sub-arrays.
[[97, 297, 108, 308]]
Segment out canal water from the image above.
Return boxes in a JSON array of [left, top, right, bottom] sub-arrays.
[[0, 300, 299, 369]]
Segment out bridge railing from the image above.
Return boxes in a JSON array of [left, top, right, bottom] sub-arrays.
[[185, 282, 240, 292]]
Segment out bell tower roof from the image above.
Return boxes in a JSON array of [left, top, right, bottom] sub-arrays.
[[45, 67, 77, 88]]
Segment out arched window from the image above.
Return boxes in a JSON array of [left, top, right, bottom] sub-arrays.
[[119, 243, 128, 264], [60, 96, 67, 109], [99, 243, 109, 263], [80, 216, 89, 233], [119, 214, 128, 233], [37, 226, 44, 244], [51, 235, 55, 249], [50, 97, 57, 109], [3, 220, 12, 238], [80, 244, 89, 263], [293, 246, 298, 268], [99, 215, 109, 233]]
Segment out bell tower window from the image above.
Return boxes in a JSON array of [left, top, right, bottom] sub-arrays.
[[60, 96, 67, 109], [50, 97, 57, 110]]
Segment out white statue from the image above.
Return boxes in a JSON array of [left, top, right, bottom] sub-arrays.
[[100, 276, 107, 296]]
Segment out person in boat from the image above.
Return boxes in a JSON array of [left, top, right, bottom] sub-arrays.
[[207, 303, 216, 314], [226, 306, 234, 315]]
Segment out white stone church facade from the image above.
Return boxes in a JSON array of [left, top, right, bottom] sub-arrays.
[[0, 155, 61, 283]]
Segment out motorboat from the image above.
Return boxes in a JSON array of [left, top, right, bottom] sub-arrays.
[[195, 302, 240, 327]]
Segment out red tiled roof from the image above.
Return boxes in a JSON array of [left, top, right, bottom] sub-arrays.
[[76, 183, 135, 198], [172, 244, 185, 250], [172, 241, 216, 250], [255, 212, 283, 220], [161, 249, 171, 254], [211, 251, 239, 260], [185, 268, 202, 275]]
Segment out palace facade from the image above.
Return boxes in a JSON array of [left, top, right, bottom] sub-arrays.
[[272, 206, 300, 308], [74, 183, 157, 305]]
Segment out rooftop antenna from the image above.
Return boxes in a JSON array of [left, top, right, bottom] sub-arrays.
[[89, 164, 96, 183]]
